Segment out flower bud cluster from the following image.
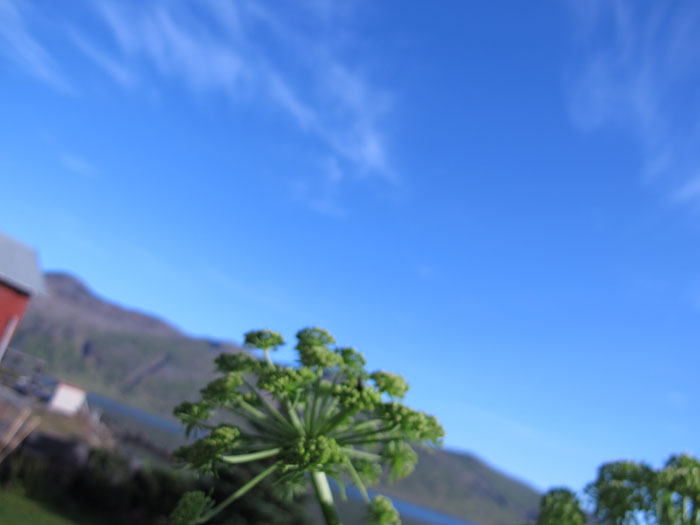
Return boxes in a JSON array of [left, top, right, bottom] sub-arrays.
[[368, 495, 401, 525], [296, 327, 342, 368], [371, 371, 409, 398], [215, 352, 261, 373], [200, 372, 246, 406], [337, 346, 367, 374], [332, 381, 381, 412], [244, 329, 285, 350], [280, 435, 343, 470], [381, 440, 418, 482], [170, 490, 214, 525], [174, 426, 241, 474], [353, 458, 383, 485], [257, 365, 316, 398], [377, 403, 444, 444], [173, 400, 213, 436], [659, 454, 700, 498]]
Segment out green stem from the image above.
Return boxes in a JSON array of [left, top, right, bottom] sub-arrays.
[[316, 374, 342, 424], [343, 456, 369, 503], [318, 397, 338, 430], [315, 385, 331, 424], [220, 447, 280, 464], [334, 422, 396, 443], [340, 436, 398, 446], [335, 418, 382, 436], [196, 462, 279, 523], [309, 377, 323, 432], [241, 419, 289, 442], [236, 399, 268, 420], [247, 417, 292, 442], [242, 378, 296, 433], [286, 399, 305, 434], [341, 447, 381, 461], [305, 389, 313, 432], [311, 470, 342, 525], [232, 438, 280, 451], [319, 407, 354, 435]]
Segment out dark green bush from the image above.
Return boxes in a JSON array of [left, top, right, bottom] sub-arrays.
[[1, 444, 309, 524]]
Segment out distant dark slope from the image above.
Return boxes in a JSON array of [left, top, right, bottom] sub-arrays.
[[12, 272, 243, 414], [379, 448, 539, 525], [30, 272, 180, 336], [12, 272, 540, 524]]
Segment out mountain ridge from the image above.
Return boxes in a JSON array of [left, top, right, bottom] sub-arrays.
[[36, 272, 183, 337]]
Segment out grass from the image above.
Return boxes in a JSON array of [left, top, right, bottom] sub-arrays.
[[0, 488, 83, 525]]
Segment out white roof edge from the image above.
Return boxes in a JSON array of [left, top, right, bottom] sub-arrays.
[[0, 231, 46, 295]]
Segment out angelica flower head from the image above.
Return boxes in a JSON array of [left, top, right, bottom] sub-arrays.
[[172, 326, 444, 525]]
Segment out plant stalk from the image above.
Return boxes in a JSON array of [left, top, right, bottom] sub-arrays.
[[220, 447, 280, 464], [311, 470, 342, 525], [197, 462, 278, 523]]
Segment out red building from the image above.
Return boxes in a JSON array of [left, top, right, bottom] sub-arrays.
[[0, 232, 45, 361]]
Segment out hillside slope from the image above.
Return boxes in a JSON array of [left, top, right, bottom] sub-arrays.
[[12, 272, 241, 414], [379, 448, 539, 524], [11, 272, 539, 524]]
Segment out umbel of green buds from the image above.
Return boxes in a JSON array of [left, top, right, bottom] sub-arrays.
[[171, 327, 444, 525]]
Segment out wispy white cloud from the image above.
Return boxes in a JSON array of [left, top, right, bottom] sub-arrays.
[[0, 0, 70, 91], [59, 153, 96, 178], [265, 69, 318, 131], [199, 264, 317, 321], [96, 3, 247, 93], [671, 175, 700, 204], [322, 62, 391, 176], [566, 1, 700, 203], [1, 0, 394, 216], [290, 157, 347, 218], [68, 29, 135, 88], [91, 0, 393, 213]]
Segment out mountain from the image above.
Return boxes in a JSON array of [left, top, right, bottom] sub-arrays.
[[12, 272, 241, 414], [34, 272, 180, 337], [11, 272, 539, 524], [379, 448, 539, 524]]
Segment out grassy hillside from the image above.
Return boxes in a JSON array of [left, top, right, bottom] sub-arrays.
[[12, 273, 239, 415], [11, 272, 539, 525], [0, 489, 99, 525]]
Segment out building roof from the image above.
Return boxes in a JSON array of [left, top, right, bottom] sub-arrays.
[[0, 231, 46, 295]]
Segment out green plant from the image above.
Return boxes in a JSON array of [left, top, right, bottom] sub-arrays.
[[170, 327, 444, 525], [586, 459, 657, 524], [527, 453, 700, 525], [586, 454, 700, 525], [522, 488, 586, 525]]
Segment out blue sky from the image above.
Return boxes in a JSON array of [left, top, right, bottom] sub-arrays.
[[2, 0, 700, 496]]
